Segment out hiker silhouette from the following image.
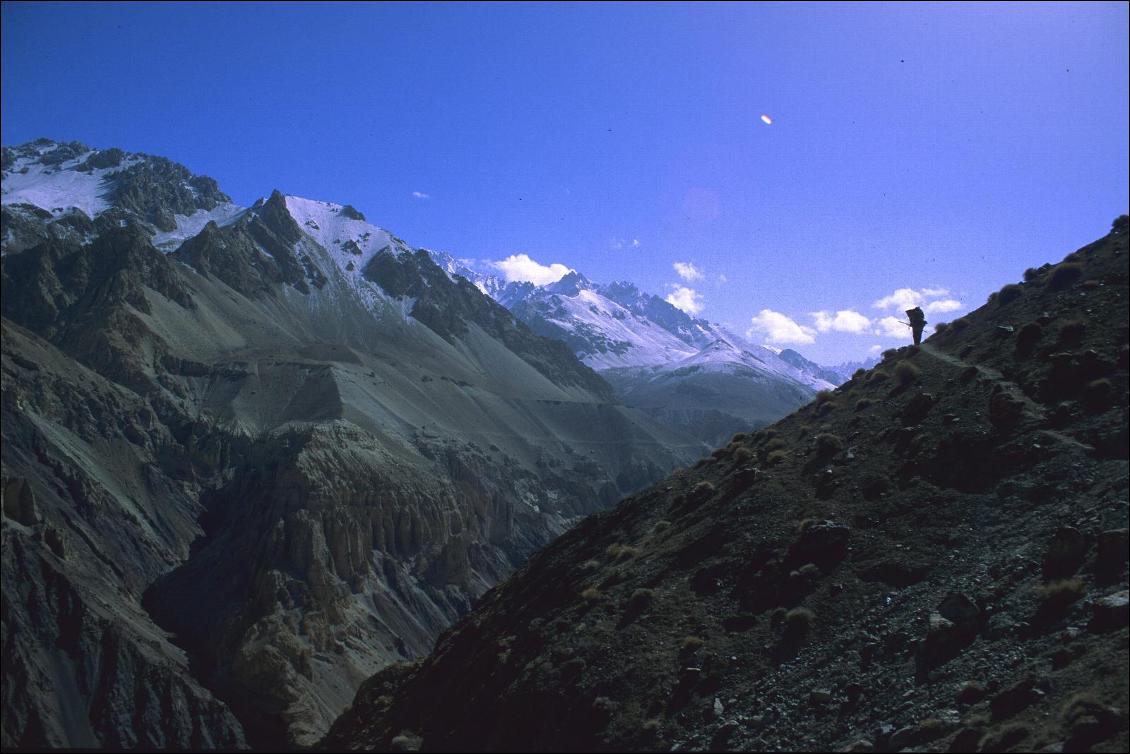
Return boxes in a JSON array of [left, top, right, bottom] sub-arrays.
[[906, 307, 927, 345]]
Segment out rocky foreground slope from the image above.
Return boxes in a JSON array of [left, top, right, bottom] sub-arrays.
[[325, 222, 1129, 752], [1, 140, 703, 749]]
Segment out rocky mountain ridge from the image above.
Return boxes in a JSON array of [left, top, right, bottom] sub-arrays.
[[0, 139, 704, 748]]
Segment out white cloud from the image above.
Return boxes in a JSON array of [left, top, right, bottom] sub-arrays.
[[868, 344, 883, 354], [673, 262, 704, 282], [747, 309, 816, 345], [717, 274, 728, 284], [926, 298, 962, 314], [665, 285, 704, 315], [491, 254, 573, 285], [873, 287, 924, 310], [411, 191, 430, 200], [875, 315, 910, 338], [811, 309, 872, 334], [632, 239, 640, 247], [874, 286, 958, 313]]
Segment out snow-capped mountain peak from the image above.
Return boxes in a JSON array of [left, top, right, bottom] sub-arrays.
[[2, 139, 243, 252], [281, 194, 403, 276]]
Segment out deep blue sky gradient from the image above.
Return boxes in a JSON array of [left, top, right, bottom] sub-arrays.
[[3, 1, 1127, 362]]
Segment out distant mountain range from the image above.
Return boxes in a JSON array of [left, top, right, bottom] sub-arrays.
[[427, 253, 866, 445]]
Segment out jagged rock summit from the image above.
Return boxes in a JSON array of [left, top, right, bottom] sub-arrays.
[[325, 222, 1129, 752]]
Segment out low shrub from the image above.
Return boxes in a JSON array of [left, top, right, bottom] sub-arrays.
[[1057, 319, 1086, 347], [763, 438, 787, 453], [895, 361, 920, 387], [1016, 322, 1043, 354], [765, 449, 789, 466], [1047, 262, 1084, 291], [689, 480, 716, 503], [680, 636, 705, 654], [998, 283, 1024, 304], [1036, 578, 1085, 622], [606, 543, 641, 561], [1082, 378, 1113, 412], [814, 433, 844, 455], [627, 589, 654, 611], [783, 607, 815, 640]]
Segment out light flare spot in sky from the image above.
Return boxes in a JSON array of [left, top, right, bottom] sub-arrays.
[[760, 114, 773, 125]]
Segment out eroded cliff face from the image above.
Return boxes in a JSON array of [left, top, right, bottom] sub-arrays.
[[1, 141, 704, 748], [2, 322, 247, 749]]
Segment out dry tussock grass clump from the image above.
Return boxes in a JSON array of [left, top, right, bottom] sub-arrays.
[[1047, 262, 1084, 290], [606, 543, 641, 561], [680, 636, 705, 654], [783, 607, 815, 640], [1057, 318, 1086, 347], [814, 433, 843, 455], [998, 283, 1024, 304], [765, 449, 789, 466], [733, 446, 754, 463], [895, 360, 920, 387]]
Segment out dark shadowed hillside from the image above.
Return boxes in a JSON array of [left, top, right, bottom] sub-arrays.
[[325, 222, 1129, 753]]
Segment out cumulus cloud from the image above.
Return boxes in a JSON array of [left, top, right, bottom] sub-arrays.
[[665, 285, 704, 315], [873, 286, 960, 314], [868, 344, 883, 354], [491, 254, 573, 285], [411, 191, 430, 200], [875, 315, 910, 338], [811, 309, 872, 334], [632, 239, 640, 247], [873, 287, 924, 311], [673, 261, 704, 282], [747, 309, 817, 345], [926, 298, 962, 314]]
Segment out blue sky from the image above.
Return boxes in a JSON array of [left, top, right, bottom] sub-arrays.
[[3, 1, 1127, 363]]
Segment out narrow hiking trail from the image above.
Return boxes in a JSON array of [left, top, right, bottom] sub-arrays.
[[918, 343, 1094, 452], [918, 342, 1042, 413]]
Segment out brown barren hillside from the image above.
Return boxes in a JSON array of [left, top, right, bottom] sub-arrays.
[[325, 221, 1129, 753]]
